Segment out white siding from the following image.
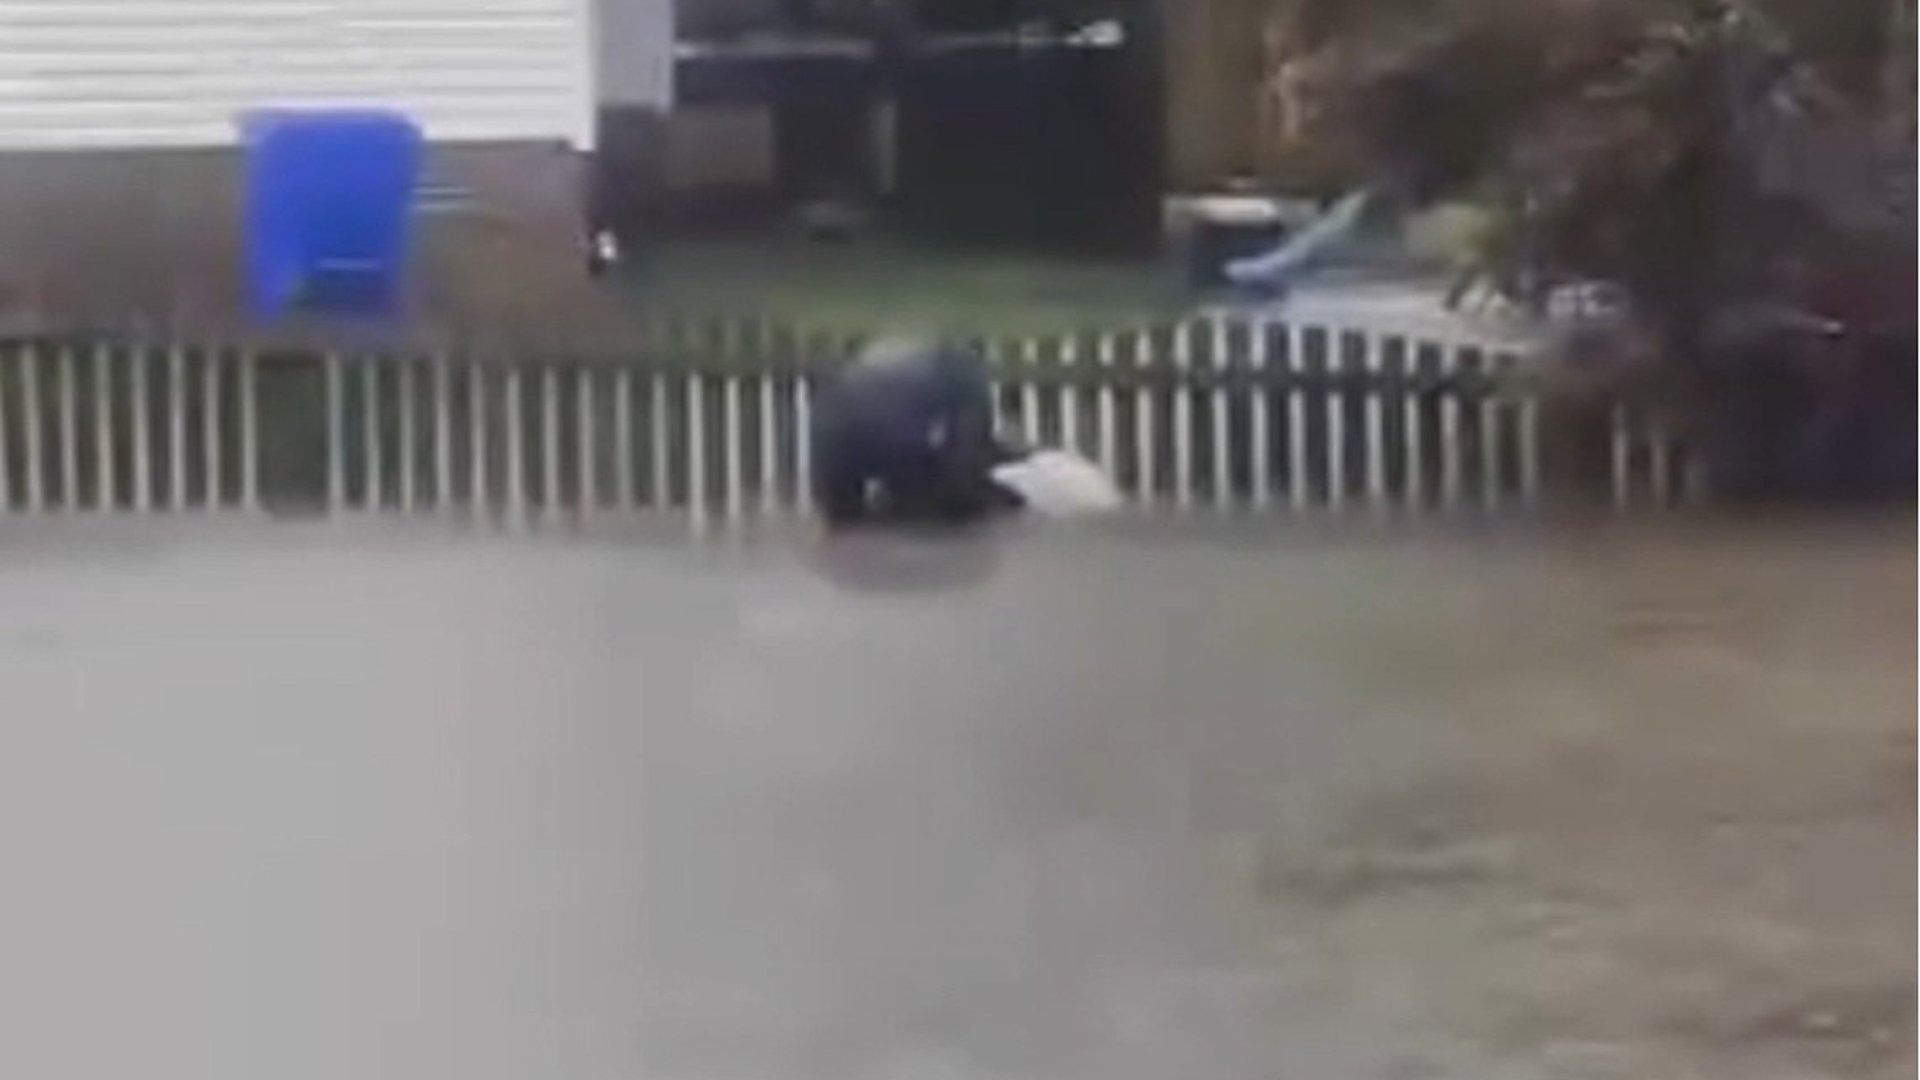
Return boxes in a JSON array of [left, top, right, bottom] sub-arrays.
[[593, 0, 672, 109], [0, 0, 597, 151]]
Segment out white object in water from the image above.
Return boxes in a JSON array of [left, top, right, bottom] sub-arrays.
[[991, 449, 1123, 517]]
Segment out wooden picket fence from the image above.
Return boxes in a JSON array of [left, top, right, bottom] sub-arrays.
[[0, 315, 1693, 523]]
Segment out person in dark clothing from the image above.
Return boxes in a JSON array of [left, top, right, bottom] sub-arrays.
[[810, 337, 1022, 526]]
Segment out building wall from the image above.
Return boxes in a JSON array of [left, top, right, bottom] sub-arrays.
[[595, 0, 675, 108], [591, 0, 676, 246], [0, 0, 626, 330], [0, 0, 596, 151], [0, 143, 601, 332]]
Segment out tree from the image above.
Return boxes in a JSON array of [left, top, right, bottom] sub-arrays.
[[1284, 0, 1915, 500]]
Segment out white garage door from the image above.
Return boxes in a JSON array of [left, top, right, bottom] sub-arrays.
[[0, 0, 595, 150]]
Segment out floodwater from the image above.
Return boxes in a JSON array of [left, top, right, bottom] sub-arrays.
[[0, 515, 1909, 1080]]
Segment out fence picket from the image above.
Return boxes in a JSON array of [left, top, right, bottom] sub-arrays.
[[1363, 335, 1388, 511], [1172, 323, 1195, 510], [760, 375, 781, 516], [723, 371, 745, 524], [577, 364, 599, 515], [92, 345, 115, 510], [1286, 324, 1309, 512], [504, 367, 527, 526], [239, 350, 259, 513], [1095, 333, 1118, 480], [125, 348, 148, 513], [1477, 351, 1503, 513], [1439, 345, 1464, 510], [1133, 329, 1156, 502], [1324, 330, 1347, 512], [1516, 355, 1541, 506], [1059, 336, 1082, 457], [18, 346, 41, 513], [0, 345, 10, 511], [1609, 403, 1632, 510], [1649, 419, 1673, 508], [1249, 322, 1272, 511], [794, 372, 814, 515], [649, 371, 670, 510], [1403, 342, 1427, 511], [432, 357, 453, 513], [397, 361, 418, 514], [540, 365, 561, 526], [468, 365, 490, 518], [1210, 318, 1232, 511], [56, 346, 78, 511], [166, 345, 185, 512], [204, 350, 225, 509], [614, 367, 636, 512], [360, 361, 381, 512], [325, 353, 346, 515], [687, 371, 708, 527], [0, 346, 10, 511]]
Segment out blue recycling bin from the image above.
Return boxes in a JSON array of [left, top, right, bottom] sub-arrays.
[[242, 110, 423, 317]]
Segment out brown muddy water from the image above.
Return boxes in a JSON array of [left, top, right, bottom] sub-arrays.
[[0, 515, 1908, 1080]]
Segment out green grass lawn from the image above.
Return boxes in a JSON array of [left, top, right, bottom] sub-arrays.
[[611, 236, 1199, 337]]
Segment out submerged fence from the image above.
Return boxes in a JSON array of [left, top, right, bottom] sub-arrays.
[[0, 316, 1691, 523]]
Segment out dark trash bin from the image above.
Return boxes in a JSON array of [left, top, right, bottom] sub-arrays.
[[1185, 198, 1287, 290]]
